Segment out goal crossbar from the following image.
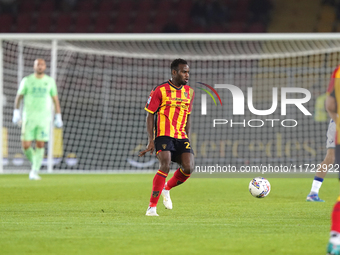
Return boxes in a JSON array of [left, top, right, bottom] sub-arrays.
[[1, 33, 340, 41]]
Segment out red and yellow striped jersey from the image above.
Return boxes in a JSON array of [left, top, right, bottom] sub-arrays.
[[145, 80, 195, 139], [327, 65, 340, 144]]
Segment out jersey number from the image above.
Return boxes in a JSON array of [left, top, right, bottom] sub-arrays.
[[184, 142, 191, 149]]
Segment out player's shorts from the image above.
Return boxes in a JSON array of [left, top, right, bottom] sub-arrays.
[[21, 120, 50, 142], [326, 119, 336, 149], [154, 136, 194, 162]]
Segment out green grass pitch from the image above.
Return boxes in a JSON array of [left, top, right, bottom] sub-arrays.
[[0, 174, 338, 255]]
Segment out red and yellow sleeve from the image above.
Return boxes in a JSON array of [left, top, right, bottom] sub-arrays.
[[145, 87, 162, 114], [188, 88, 195, 114]]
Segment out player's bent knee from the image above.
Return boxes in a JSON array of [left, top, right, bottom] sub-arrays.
[[181, 162, 195, 174]]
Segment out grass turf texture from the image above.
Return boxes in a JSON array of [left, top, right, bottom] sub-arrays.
[[0, 174, 337, 255]]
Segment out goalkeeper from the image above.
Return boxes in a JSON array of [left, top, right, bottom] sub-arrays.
[[12, 59, 63, 180]]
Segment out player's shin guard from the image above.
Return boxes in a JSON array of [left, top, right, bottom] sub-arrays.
[[165, 168, 190, 190], [331, 197, 340, 233], [149, 170, 168, 207], [23, 147, 35, 164], [33, 148, 44, 172]]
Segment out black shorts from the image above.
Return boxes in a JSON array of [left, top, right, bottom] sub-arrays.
[[154, 136, 194, 162]]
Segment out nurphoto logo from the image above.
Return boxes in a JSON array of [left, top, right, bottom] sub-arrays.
[[199, 83, 312, 128]]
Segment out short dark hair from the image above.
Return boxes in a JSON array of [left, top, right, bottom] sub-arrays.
[[171, 59, 188, 71]]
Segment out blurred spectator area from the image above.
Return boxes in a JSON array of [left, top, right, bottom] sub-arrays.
[[267, 0, 340, 32], [0, 0, 274, 33]]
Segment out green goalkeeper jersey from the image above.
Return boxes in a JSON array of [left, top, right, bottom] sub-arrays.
[[17, 74, 58, 124]]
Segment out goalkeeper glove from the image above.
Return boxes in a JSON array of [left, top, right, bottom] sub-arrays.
[[54, 113, 63, 128], [12, 109, 21, 124]]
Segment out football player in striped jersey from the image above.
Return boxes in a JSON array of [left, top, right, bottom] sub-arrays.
[[140, 59, 195, 216]]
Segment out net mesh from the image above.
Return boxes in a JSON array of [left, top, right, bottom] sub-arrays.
[[2, 38, 340, 172]]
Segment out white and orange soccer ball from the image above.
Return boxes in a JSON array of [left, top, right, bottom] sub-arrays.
[[249, 177, 271, 198]]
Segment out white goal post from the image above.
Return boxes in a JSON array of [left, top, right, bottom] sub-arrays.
[[1, 33, 340, 173]]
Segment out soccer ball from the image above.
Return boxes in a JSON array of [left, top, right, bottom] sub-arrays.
[[249, 177, 271, 198]]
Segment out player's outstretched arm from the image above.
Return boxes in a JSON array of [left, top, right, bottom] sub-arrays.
[[139, 112, 155, 157], [326, 95, 337, 122]]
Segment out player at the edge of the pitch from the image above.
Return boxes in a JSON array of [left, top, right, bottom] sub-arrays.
[[12, 58, 63, 180], [326, 64, 340, 254], [139, 58, 195, 216], [306, 70, 338, 202]]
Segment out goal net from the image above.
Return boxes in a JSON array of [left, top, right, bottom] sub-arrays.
[[1, 34, 340, 173]]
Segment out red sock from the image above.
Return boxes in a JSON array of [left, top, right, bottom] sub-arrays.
[[164, 168, 190, 190], [149, 170, 168, 207], [331, 198, 340, 232]]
